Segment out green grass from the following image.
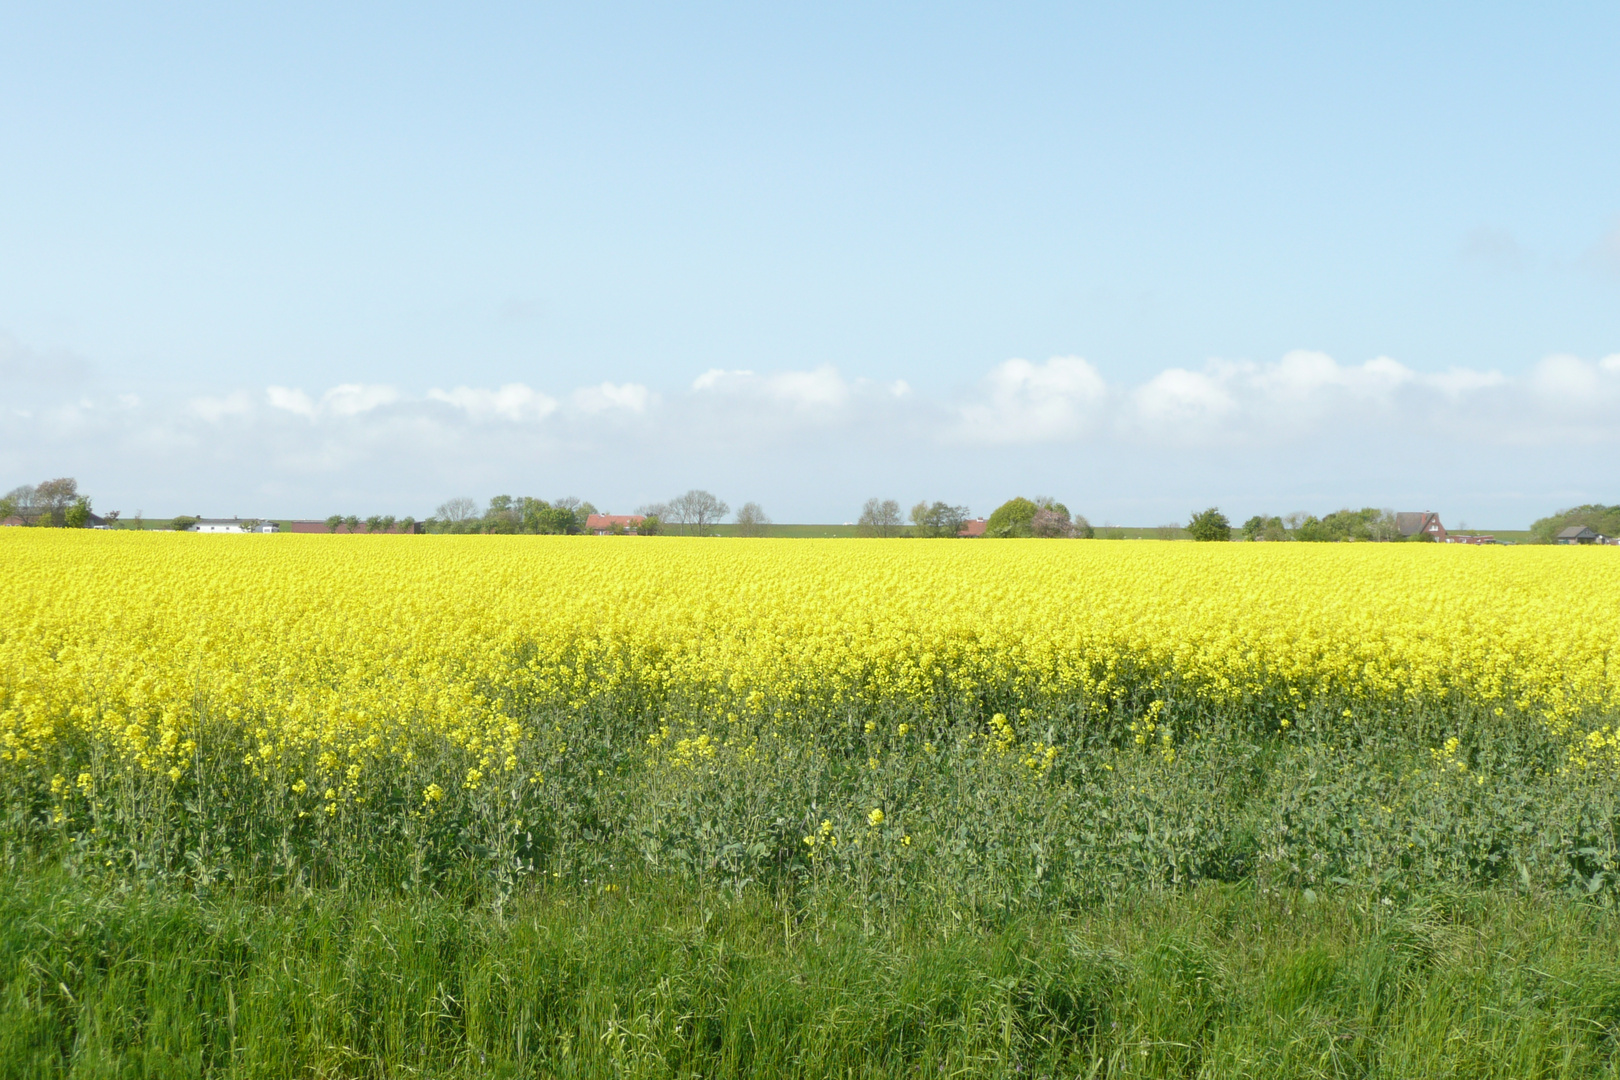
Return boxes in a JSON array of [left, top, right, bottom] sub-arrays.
[[4, 867, 1619, 1078]]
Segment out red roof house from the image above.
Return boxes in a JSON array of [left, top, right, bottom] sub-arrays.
[[958, 518, 988, 538], [586, 513, 646, 535]]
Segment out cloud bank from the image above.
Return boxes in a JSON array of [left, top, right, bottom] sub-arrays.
[[3, 346, 1619, 523]]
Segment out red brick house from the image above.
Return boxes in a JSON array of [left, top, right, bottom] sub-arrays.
[[958, 518, 988, 538]]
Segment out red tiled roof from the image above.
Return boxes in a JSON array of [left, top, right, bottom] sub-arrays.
[[959, 518, 987, 538], [586, 514, 645, 531]]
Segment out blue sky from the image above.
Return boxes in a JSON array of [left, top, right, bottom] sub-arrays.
[[2, 3, 1617, 525]]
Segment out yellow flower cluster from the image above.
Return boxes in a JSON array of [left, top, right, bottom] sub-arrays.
[[2, 531, 1618, 789]]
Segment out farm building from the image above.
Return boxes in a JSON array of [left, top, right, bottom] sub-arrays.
[[1556, 526, 1605, 545], [1395, 512, 1447, 542], [959, 519, 988, 538], [586, 513, 646, 535]]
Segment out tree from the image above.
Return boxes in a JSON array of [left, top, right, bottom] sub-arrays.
[[325, 515, 344, 533], [639, 514, 662, 536], [398, 516, 416, 534], [1242, 515, 1288, 542], [910, 501, 970, 538], [435, 497, 480, 527], [380, 515, 397, 533], [1187, 507, 1231, 541], [0, 492, 18, 523], [170, 515, 199, 531], [986, 497, 1039, 537], [856, 498, 904, 538], [239, 518, 263, 533], [365, 514, 385, 533], [735, 502, 770, 537], [64, 497, 92, 529], [1032, 506, 1091, 538], [103, 510, 121, 528], [28, 478, 79, 527], [343, 515, 361, 532], [668, 490, 729, 536]]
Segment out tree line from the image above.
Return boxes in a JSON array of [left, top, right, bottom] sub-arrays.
[[6, 475, 1613, 543]]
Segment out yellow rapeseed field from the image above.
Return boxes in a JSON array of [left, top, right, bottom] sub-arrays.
[[2, 530, 1619, 796]]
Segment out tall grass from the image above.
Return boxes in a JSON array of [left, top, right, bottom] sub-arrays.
[[4, 867, 1619, 1078]]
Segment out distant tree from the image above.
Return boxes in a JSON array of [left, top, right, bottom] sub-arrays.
[[0, 492, 18, 523], [131, 510, 144, 530], [1293, 508, 1386, 542], [103, 510, 121, 528], [343, 515, 361, 533], [639, 514, 662, 536], [398, 516, 416, 534], [910, 501, 970, 538], [239, 518, 263, 533], [380, 515, 397, 533], [325, 514, 344, 533], [27, 478, 80, 527], [365, 514, 385, 533], [64, 497, 92, 529], [986, 497, 1040, 537], [1186, 508, 1231, 542], [669, 490, 729, 536], [1242, 515, 1289, 542], [3, 485, 37, 524], [735, 502, 770, 537], [987, 496, 1083, 538], [1367, 509, 1403, 542], [435, 497, 480, 527], [170, 515, 199, 531], [856, 498, 904, 538]]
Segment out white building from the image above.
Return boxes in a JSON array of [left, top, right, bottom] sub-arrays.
[[192, 518, 279, 533]]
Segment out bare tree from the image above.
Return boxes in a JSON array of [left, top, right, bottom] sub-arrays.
[[735, 501, 770, 537], [857, 498, 904, 538], [436, 497, 479, 524], [24, 478, 79, 527], [668, 490, 729, 536]]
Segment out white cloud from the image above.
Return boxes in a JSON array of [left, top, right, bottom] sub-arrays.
[[266, 383, 398, 420], [427, 383, 558, 422], [572, 381, 650, 414], [265, 386, 316, 418], [692, 365, 851, 410], [959, 356, 1107, 443], [191, 391, 255, 423]]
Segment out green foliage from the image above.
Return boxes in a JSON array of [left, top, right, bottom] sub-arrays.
[[1243, 515, 1288, 542], [168, 515, 199, 532], [987, 497, 1040, 537], [1531, 504, 1620, 544], [910, 500, 970, 538], [1294, 507, 1397, 542], [1186, 507, 1231, 541], [324, 514, 343, 532], [63, 497, 91, 529]]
